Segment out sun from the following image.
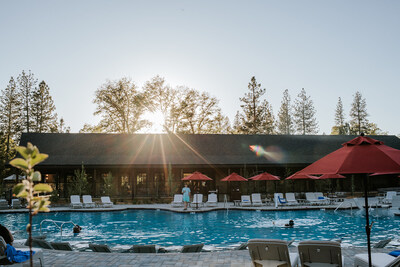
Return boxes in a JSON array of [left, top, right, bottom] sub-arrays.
[[142, 110, 166, 133]]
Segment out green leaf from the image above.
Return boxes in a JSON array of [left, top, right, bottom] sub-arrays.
[[17, 191, 28, 198], [13, 183, 25, 195], [9, 158, 28, 170], [31, 153, 48, 167], [15, 146, 30, 160], [33, 184, 53, 193], [32, 171, 41, 182]]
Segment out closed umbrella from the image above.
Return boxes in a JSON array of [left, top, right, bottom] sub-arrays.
[[295, 134, 400, 266]]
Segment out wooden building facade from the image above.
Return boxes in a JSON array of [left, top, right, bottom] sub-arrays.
[[18, 133, 400, 201]]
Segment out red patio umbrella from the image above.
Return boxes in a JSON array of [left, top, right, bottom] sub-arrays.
[[317, 173, 346, 179], [285, 173, 318, 180], [181, 171, 213, 181], [220, 172, 247, 182], [249, 172, 280, 181], [296, 134, 400, 266]]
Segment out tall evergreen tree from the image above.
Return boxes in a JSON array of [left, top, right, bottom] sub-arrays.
[[0, 77, 21, 153], [31, 81, 58, 133], [331, 97, 349, 135], [293, 88, 319, 135], [235, 76, 275, 134], [349, 91, 369, 135], [277, 89, 294, 134], [17, 70, 37, 133]]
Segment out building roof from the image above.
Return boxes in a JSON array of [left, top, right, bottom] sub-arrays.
[[19, 133, 400, 167]]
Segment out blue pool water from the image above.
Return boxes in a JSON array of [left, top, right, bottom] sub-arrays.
[[1, 209, 399, 250]]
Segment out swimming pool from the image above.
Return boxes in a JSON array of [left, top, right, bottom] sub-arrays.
[[1, 209, 399, 250]]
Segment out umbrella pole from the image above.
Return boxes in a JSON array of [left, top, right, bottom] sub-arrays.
[[363, 174, 372, 267]]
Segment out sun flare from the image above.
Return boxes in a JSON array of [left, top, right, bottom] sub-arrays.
[[142, 110, 165, 133]]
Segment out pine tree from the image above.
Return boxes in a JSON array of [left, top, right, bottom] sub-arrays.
[[277, 89, 293, 134], [293, 88, 319, 135], [235, 76, 275, 134], [0, 77, 21, 154], [349, 91, 371, 135], [17, 70, 37, 133], [331, 97, 349, 135], [31, 81, 58, 133]]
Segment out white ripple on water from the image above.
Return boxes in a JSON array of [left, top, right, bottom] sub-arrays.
[[246, 218, 323, 228]]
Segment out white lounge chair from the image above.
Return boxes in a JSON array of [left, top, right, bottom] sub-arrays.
[[206, 193, 218, 207], [315, 192, 330, 204], [305, 192, 325, 205], [11, 199, 21, 209], [383, 191, 397, 204], [241, 195, 251, 207], [391, 195, 400, 211], [1, 236, 44, 266], [354, 253, 400, 267], [285, 193, 299, 206], [82, 195, 95, 208], [0, 199, 8, 209], [70, 195, 83, 208], [100, 196, 113, 208], [251, 193, 263, 206], [298, 240, 343, 267], [191, 194, 203, 208], [274, 193, 287, 207], [248, 239, 298, 267], [171, 194, 184, 207]]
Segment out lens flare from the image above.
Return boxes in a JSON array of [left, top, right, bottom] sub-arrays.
[[249, 145, 285, 162]]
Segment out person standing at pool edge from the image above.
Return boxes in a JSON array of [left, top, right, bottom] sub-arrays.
[[182, 184, 191, 210]]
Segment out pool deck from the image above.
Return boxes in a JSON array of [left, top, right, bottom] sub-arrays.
[[0, 199, 360, 214], [31, 246, 393, 266]]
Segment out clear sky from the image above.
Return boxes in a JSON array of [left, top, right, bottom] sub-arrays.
[[1, 0, 399, 135]]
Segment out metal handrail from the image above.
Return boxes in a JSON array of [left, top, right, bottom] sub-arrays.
[[40, 219, 76, 236]]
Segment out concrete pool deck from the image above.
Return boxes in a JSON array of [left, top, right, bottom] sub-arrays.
[[34, 246, 394, 266]]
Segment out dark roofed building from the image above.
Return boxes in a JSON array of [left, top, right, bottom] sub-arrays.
[[18, 133, 400, 201]]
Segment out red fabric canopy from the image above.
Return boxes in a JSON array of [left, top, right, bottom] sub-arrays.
[[181, 171, 213, 181], [220, 172, 247, 182], [317, 173, 346, 179], [297, 135, 400, 175], [285, 173, 318, 180], [249, 172, 280, 181]]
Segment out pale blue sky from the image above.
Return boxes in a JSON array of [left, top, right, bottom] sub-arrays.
[[1, 0, 399, 135]]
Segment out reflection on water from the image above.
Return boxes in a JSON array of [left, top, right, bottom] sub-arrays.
[[1, 209, 399, 249]]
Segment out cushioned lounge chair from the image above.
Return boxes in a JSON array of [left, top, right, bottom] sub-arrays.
[[354, 253, 400, 267], [82, 195, 95, 208], [11, 199, 21, 209], [131, 244, 156, 253], [298, 240, 343, 267], [383, 191, 397, 204], [241, 195, 251, 207], [191, 194, 203, 208], [70, 195, 83, 209], [251, 193, 263, 206], [181, 243, 204, 253], [206, 193, 218, 207], [31, 239, 54, 249], [274, 193, 287, 207], [373, 239, 392, 248], [89, 243, 112, 253], [314, 192, 330, 204], [0, 199, 8, 209], [305, 192, 325, 205], [100, 196, 113, 208], [171, 194, 184, 207], [247, 239, 298, 267], [390, 196, 400, 210], [1, 236, 44, 266], [285, 193, 299, 206], [50, 242, 74, 251]]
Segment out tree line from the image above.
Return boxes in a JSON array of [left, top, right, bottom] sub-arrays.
[[80, 75, 385, 136]]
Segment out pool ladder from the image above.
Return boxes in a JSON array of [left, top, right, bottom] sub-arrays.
[[40, 219, 77, 236]]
